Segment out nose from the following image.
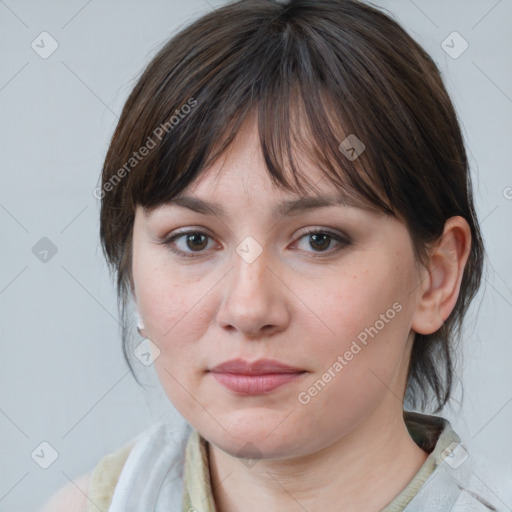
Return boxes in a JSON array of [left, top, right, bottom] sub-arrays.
[[216, 246, 291, 339]]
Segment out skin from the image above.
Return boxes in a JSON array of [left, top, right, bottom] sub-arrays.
[[131, 117, 471, 512]]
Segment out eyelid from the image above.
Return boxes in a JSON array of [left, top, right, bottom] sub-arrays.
[[294, 226, 351, 242]]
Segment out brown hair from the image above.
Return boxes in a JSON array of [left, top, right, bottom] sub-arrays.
[[99, 0, 484, 412]]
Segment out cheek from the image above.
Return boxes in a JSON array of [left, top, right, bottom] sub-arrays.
[[133, 244, 216, 346], [292, 274, 411, 444], [294, 256, 415, 395], [299, 261, 410, 351], [135, 265, 217, 419]]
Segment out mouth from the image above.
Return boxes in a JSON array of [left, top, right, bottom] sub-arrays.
[[208, 358, 307, 395]]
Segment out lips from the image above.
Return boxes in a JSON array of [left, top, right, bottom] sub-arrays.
[[210, 358, 304, 374], [209, 358, 307, 395]]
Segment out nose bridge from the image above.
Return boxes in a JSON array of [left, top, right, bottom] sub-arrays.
[[216, 239, 288, 336], [230, 241, 272, 301]]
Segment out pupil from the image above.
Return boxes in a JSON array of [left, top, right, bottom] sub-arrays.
[[311, 233, 329, 251], [187, 233, 207, 251]]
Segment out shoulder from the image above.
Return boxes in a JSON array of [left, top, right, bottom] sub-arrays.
[[36, 440, 137, 512], [36, 472, 92, 512]]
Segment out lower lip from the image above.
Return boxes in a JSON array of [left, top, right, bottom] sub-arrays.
[[210, 372, 305, 395]]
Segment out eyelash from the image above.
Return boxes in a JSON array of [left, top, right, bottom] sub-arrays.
[[161, 228, 351, 259]]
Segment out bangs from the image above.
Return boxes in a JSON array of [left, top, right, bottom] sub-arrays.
[[126, 6, 404, 217]]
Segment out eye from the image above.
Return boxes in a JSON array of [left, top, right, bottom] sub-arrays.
[[161, 227, 350, 259], [163, 230, 216, 258], [293, 228, 350, 255]]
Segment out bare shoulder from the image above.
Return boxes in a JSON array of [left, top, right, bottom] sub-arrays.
[[36, 472, 92, 512]]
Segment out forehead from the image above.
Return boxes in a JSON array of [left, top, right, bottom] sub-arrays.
[[144, 162, 383, 223]]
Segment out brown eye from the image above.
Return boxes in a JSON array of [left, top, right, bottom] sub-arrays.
[[185, 233, 208, 251], [163, 230, 215, 258], [309, 233, 331, 251], [294, 229, 351, 255]]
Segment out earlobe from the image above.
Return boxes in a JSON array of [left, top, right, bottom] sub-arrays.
[[131, 282, 147, 336], [134, 301, 147, 338], [135, 308, 145, 330], [411, 216, 471, 335]]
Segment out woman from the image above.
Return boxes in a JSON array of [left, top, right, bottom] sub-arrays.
[[40, 0, 505, 510]]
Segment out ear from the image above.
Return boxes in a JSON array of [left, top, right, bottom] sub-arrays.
[[411, 216, 472, 335]]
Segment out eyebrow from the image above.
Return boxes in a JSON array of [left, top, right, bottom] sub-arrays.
[[158, 193, 371, 221]]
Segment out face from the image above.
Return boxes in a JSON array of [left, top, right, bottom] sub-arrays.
[[131, 118, 426, 460]]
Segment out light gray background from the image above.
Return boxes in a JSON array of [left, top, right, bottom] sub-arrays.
[[1, 0, 511, 510]]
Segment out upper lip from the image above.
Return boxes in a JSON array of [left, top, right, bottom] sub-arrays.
[[209, 358, 305, 375]]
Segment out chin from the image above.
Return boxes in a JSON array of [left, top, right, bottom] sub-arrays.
[[198, 415, 309, 461]]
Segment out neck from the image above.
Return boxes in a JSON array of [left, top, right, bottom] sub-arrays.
[[207, 404, 429, 512]]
